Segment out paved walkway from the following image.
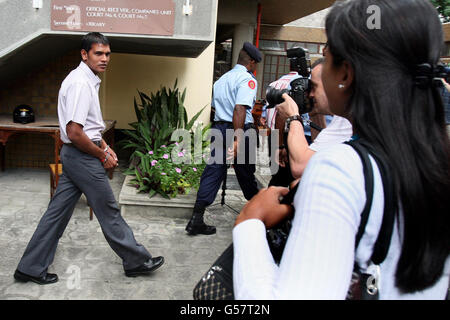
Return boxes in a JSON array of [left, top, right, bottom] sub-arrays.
[[0, 138, 272, 300]]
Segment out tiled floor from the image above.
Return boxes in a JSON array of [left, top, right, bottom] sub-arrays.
[[0, 167, 252, 299], [0, 135, 273, 300]]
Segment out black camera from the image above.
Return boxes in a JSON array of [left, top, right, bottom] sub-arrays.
[[415, 63, 450, 88], [265, 47, 313, 114]]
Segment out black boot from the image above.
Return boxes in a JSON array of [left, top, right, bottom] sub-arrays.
[[185, 206, 216, 235]]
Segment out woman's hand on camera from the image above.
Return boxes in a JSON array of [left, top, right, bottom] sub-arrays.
[[276, 93, 300, 118], [234, 186, 294, 229]]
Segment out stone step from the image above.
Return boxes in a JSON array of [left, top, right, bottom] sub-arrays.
[[118, 170, 269, 219], [119, 175, 197, 219]]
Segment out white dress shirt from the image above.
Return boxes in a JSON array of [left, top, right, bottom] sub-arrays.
[[309, 115, 352, 152], [233, 144, 450, 299], [57, 61, 105, 143]]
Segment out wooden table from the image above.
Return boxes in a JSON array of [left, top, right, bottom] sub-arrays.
[[0, 116, 116, 182]]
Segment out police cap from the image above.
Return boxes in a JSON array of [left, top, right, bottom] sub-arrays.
[[243, 42, 262, 63]]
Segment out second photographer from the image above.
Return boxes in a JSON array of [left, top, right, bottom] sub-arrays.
[[267, 54, 352, 185]]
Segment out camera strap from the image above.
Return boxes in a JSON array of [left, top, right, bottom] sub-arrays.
[[301, 115, 323, 132], [344, 139, 396, 265]]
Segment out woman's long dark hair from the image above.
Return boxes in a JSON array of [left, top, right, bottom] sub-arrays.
[[326, 0, 450, 293]]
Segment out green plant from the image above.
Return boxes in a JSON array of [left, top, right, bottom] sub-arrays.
[[430, 0, 450, 22], [118, 80, 211, 198], [125, 142, 207, 198]]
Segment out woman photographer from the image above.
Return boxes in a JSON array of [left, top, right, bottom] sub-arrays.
[[232, 0, 450, 299]]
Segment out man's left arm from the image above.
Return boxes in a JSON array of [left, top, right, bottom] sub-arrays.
[[233, 104, 247, 130], [66, 122, 117, 170], [229, 76, 257, 159], [229, 104, 247, 159]]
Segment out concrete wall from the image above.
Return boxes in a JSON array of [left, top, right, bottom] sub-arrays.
[[0, 43, 215, 130], [444, 23, 450, 42], [217, 0, 258, 66], [0, 0, 52, 55], [0, 0, 218, 131], [258, 0, 333, 25], [0, 49, 80, 117], [217, 0, 257, 25], [0, 0, 217, 56], [254, 9, 330, 100], [103, 43, 216, 129], [260, 25, 327, 43], [285, 8, 330, 28]]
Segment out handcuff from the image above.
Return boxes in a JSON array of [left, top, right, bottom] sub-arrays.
[[101, 145, 118, 166]]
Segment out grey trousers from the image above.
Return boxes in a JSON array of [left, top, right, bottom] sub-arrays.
[[17, 144, 152, 277]]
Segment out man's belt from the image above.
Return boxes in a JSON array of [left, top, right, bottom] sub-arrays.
[[64, 140, 101, 147], [214, 121, 233, 125], [214, 121, 256, 129]]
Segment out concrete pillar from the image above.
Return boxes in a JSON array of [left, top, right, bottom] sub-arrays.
[[232, 23, 255, 66]]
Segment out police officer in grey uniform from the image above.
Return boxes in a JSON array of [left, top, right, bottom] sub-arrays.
[[185, 42, 261, 235], [14, 33, 164, 285]]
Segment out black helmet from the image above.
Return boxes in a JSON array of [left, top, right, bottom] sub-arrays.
[[13, 104, 35, 124]]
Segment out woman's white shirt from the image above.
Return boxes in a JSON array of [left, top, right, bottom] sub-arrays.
[[232, 143, 450, 299]]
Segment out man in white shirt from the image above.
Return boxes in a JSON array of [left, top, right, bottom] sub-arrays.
[[14, 32, 164, 285], [277, 58, 352, 179], [265, 58, 324, 187]]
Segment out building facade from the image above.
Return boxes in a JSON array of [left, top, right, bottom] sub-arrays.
[[1, 0, 393, 169]]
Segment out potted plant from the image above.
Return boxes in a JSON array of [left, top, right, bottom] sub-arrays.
[[118, 80, 210, 199]]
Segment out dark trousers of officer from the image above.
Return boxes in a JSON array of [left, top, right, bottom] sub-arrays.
[[16, 144, 151, 278], [194, 122, 259, 209]]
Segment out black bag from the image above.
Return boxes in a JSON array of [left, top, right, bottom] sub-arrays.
[[193, 139, 395, 300], [193, 243, 234, 300]]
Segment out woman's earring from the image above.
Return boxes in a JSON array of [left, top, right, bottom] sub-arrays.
[[338, 84, 345, 89]]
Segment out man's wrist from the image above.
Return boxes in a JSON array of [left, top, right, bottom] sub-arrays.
[[100, 139, 107, 149], [101, 152, 110, 164], [284, 115, 302, 133]]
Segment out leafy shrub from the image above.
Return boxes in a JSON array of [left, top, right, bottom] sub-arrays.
[[118, 80, 210, 198]]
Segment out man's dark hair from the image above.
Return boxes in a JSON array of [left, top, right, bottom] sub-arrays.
[[311, 57, 324, 69], [81, 32, 110, 52], [237, 49, 253, 66]]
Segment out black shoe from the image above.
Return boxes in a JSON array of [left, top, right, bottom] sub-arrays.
[[124, 256, 165, 277], [185, 220, 216, 235], [14, 269, 58, 285]]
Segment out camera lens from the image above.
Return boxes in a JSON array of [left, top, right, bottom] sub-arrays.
[[265, 87, 288, 109]]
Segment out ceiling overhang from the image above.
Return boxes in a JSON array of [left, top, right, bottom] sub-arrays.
[[0, 32, 211, 86], [259, 0, 334, 25]]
